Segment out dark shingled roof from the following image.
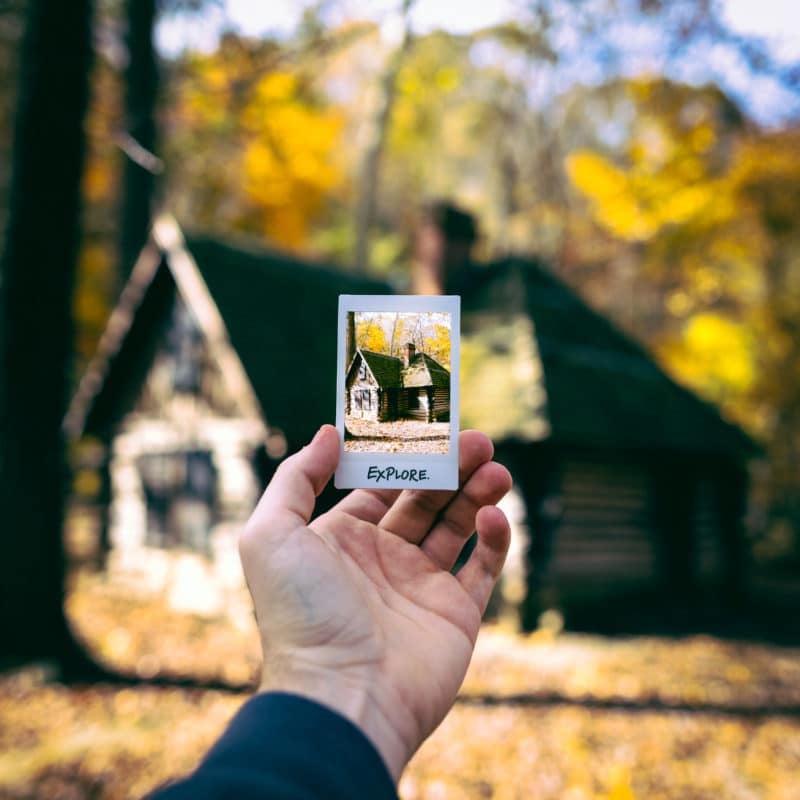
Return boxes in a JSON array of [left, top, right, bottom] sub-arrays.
[[70, 221, 756, 463], [402, 353, 450, 388], [71, 231, 390, 450], [358, 350, 402, 388], [350, 349, 450, 390], [186, 238, 391, 448], [460, 258, 758, 458]]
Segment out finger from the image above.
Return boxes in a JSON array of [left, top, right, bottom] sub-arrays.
[[378, 430, 495, 544], [457, 505, 511, 615], [244, 425, 340, 543], [421, 462, 512, 571], [330, 486, 402, 525]]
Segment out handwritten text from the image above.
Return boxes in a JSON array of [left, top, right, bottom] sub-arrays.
[[367, 465, 430, 483]]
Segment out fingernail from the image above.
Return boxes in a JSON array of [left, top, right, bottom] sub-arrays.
[[311, 426, 326, 444]]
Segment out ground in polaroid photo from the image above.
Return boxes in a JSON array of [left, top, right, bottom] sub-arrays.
[[344, 310, 451, 455]]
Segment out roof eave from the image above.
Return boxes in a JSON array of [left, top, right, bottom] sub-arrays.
[[63, 239, 165, 439], [154, 215, 266, 431], [64, 213, 268, 443]]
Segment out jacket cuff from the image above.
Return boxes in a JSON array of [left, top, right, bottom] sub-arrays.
[[151, 691, 398, 800]]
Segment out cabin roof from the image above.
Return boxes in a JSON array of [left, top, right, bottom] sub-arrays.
[[403, 352, 450, 388], [189, 239, 388, 448], [67, 216, 757, 461], [66, 217, 390, 449], [460, 258, 759, 457], [358, 350, 402, 388], [351, 349, 450, 390]]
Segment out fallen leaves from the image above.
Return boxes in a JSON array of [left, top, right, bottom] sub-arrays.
[[344, 419, 451, 454], [0, 575, 798, 799]]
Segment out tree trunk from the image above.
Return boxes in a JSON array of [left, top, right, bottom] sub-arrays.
[[0, 0, 27, 248], [119, 0, 159, 280], [352, 0, 415, 272], [346, 311, 356, 366], [0, 0, 98, 674]]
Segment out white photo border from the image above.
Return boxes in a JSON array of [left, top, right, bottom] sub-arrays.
[[335, 294, 460, 490]]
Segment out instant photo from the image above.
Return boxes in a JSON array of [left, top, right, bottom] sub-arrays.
[[335, 295, 460, 490]]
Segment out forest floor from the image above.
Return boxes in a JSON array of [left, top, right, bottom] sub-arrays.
[[345, 419, 450, 453], [1, 574, 800, 799]]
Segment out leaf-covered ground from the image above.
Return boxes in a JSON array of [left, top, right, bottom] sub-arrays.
[[1, 575, 799, 799], [344, 419, 451, 453]]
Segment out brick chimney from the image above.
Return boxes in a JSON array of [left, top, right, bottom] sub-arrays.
[[412, 200, 477, 295], [403, 342, 416, 367]]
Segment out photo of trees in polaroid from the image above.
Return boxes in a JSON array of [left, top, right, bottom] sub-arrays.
[[344, 311, 451, 454]]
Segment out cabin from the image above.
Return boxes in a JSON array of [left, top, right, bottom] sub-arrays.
[[458, 257, 758, 630], [65, 214, 388, 614], [345, 344, 450, 423], [67, 207, 758, 631]]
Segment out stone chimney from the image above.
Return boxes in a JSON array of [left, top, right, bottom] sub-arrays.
[[403, 342, 416, 367], [412, 200, 477, 295]]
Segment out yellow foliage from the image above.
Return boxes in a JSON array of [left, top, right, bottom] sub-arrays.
[[566, 151, 657, 240], [435, 66, 460, 91], [167, 44, 346, 250], [567, 151, 628, 197], [423, 323, 451, 370], [74, 243, 115, 367], [690, 123, 716, 153], [238, 75, 344, 248], [82, 160, 114, 203], [254, 71, 297, 102], [566, 80, 800, 459], [605, 767, 636, 800], [659, 313, 756, 408], [356, 317, 389, 353], [566, 145, 719, 242]]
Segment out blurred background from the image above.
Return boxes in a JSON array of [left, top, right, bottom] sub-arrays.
[[1, 0, 799, 797]]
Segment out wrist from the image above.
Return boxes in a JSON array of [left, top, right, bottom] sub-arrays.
[[259, 661, 410, 783]]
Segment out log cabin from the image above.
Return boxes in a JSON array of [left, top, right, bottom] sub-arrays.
[[458, 257, 758, 630], [66, 208, 758, 629], [64, 214, 388, 613], [345, 344, 450, 423], [415, 201, 759, 631]]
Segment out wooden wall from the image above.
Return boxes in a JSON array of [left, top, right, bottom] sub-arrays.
[[403, 387, 450, 422], [552, 456, 656, 588], [346, 370, 379, 420], [510, 444, 743, 629], [432, 388, 450, 421], [694, 475, 723, 580], [397, 387, 409, 418]]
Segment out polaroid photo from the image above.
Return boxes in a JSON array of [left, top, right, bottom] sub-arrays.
[[335, 295, 460, 490]]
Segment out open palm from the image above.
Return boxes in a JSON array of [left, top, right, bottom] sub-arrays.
[[239, 425, 511, 781]]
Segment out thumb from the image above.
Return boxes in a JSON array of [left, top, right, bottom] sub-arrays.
[[244, 425, 340, 541]]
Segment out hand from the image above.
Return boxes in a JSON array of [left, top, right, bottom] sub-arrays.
[[238, 425, 512, 782]]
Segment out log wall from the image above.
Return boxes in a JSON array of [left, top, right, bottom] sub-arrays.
[[432, 388, 450, 421], [694, 474, 722, 579], [552, 456, 656, 586]]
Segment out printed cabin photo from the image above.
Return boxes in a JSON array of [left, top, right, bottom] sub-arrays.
[[346, 343, 450, 423], [343, 311, 451, 454]]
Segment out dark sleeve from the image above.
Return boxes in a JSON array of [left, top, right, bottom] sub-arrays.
[[147, 692, 398, 800]]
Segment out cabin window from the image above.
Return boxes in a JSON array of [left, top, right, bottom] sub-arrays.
[[359, 362, 367, 380], [353, 389, 371, 410], [137, 450, 217, 552], [169, 300, 204, 395]]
